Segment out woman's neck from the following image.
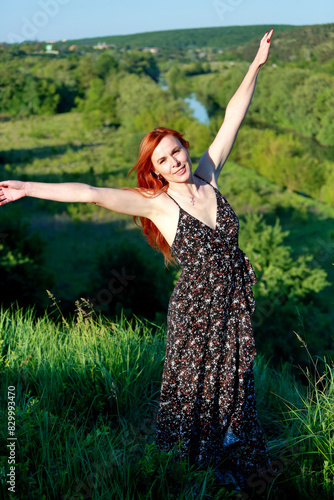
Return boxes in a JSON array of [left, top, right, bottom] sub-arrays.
[[167, 173, 200, 204]]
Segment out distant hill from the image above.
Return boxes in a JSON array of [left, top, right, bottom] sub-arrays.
[[63, 24, 298, 50], [228, 23, 334, 62]]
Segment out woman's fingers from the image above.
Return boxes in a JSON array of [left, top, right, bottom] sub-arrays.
[[261, 31, 269, 43], [254, 29, 274, 66], [261, 28, 273, 44], [0, 188, 7, 205], [0, 181, 26, 205], [266, 28, 274, 43]]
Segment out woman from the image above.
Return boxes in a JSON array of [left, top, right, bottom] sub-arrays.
[[0, 30, 274, 491]]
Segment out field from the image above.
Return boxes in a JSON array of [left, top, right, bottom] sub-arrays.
[[1, 309, 334, 499]]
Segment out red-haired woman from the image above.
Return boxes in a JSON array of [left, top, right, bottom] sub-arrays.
[[0, 30, 275, 491]]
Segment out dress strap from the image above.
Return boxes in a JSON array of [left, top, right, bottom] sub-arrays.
[[194, 173, 216, 190], [166, 192, 181, 208]]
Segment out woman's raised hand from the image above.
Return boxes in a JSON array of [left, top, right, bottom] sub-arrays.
[[254, 28, 274, 67], [0, 180, 26, 205]]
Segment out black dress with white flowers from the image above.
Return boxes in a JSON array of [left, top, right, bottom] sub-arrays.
[[155, 174, 272, 488]]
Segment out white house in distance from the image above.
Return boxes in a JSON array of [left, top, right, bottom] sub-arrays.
[[45, 41, 59, 54], [93, 42, 117, 50], [142, 47, 160, 54]]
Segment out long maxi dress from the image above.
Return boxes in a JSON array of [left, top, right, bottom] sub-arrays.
[[155, 174, 272, 488]]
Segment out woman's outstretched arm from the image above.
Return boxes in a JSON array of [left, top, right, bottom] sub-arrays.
[[196, 28, 273, 182], [0, 180, 94, 204], [0, 180, 154, 217]]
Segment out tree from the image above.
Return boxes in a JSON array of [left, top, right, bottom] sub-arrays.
[[0, 213, 54, 311], [121, 51, 160, 82], [239, 214, 330, 363], [93, 53, 118, 80]]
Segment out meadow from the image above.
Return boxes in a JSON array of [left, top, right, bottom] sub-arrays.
[[0, 308, 333, 499]]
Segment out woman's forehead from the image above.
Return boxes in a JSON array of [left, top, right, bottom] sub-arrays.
[[152, 135, 181, 160]]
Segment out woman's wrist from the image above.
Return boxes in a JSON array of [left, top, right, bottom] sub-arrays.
[[24, 182, 30, 197], [249, 59, 262, 75]]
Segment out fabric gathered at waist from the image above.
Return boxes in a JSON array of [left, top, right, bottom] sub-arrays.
[[179, 246, 257, 287]]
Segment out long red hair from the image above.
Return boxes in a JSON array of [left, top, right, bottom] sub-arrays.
[[125, 127, 190, 265]]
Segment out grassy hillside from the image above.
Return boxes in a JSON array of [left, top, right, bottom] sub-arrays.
[[221, 23, 334, 63], [0, 309, 333, 498]]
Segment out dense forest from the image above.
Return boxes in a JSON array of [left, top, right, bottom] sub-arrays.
[[0, 24, 333, 498]]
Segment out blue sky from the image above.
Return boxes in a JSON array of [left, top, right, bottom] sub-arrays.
[[2, 0, 333, 43]]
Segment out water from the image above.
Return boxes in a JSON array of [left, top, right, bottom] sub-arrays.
[[184, 93, 210, 125], [159, 78, 209, 125]]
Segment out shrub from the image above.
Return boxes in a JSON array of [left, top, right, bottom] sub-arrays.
[[0, 210, 54, 311], [85, 241, 177, 321], [239, 213, 330, 363]]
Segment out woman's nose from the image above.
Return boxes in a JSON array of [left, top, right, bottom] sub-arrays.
[[171, 156, 181, 167]]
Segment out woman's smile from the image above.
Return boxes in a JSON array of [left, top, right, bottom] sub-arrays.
[[174, 165, 186, 176]]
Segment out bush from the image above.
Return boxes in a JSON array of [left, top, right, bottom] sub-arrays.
[[77, 76, 120, 129], [239, 213, 330, 363], [85, 241, 177, 321], [0, 64, 72, 117], [231, 127, 328, 204], [0, 211, 54, 311]]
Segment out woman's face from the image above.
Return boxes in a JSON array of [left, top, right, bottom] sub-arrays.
[[151, 135, 192, 184]]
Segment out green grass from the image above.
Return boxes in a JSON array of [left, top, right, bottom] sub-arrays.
[[0, 307, 333, 498]]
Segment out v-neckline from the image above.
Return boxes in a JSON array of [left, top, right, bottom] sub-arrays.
[[178, 186, 219, 233]]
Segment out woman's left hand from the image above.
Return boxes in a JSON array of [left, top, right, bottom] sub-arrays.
[[254, 28, 274, 67]]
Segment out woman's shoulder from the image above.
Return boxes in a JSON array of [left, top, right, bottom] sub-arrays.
[[139, 188, 176, 217], [194, 151, 218, 189], [194, 170, 218, 190]]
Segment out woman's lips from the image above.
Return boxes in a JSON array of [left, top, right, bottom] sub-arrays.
[[175, 166, 186, 175]]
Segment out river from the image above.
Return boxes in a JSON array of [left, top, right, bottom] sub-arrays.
[[184, 93, 210, 125], [159, 78, 209, 125]]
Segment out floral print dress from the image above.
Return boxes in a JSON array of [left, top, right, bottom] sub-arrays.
[[155, 174, 272, 488]]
